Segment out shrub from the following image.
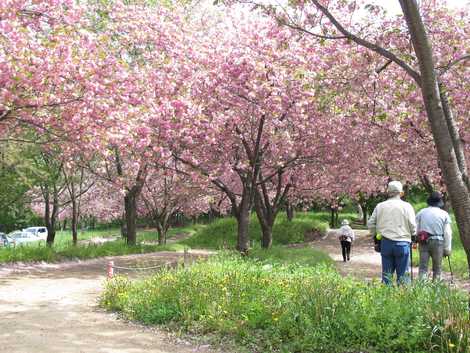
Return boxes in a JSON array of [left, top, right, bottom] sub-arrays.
[[101, 254, 469, 353], [181, 212, 328, 249]]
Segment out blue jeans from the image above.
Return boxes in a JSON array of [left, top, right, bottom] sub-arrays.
[[381, 238, 411, 285]]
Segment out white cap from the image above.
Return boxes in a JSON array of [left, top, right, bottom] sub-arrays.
[[387, 181, 403, 194], [341, 219, 349, 226]]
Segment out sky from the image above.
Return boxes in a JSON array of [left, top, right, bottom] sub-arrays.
[[376, 0, 469, 15]]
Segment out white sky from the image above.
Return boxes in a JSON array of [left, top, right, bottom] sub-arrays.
[[374, 0, 469, 15]]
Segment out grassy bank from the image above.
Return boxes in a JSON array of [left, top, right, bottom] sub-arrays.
[[101, 254, 469, 353], [248, 246, 333, 267], [181, 212, 329, 249], [0, 240, 184, 264], [0, 226, 190, 264]]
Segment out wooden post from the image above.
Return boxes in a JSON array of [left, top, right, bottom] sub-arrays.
[[183, 248, 189, 268], [107, 261, 114, 279]]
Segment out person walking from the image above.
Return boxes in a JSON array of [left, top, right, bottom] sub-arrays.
[[368, 181, 416, 285], [338, 219, 355, 262], [416, 191, 452, 281]]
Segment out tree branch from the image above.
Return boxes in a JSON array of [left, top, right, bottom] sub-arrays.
[[310, 0, 421, 84]]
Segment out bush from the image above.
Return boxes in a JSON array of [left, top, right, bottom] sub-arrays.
[[101, 254, 469, 353], [181, 212, 328, 249]]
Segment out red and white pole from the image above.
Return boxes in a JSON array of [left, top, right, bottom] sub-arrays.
[[107, 261, 114, 279]]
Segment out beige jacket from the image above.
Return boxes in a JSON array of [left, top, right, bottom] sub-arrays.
[[368, 195, 417, 242]]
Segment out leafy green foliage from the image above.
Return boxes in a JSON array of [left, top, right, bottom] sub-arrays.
[[101, 255, 469, 353]]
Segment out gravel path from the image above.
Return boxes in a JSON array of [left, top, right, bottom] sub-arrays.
[[0, 250, 219, 353], [312, 229, 469, 290]]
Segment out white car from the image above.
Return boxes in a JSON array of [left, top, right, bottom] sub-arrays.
[[8, 231, 44, 246], [23, 227, 48, 241]]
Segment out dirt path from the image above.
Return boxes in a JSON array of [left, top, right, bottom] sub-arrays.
[[312, 229, 469, 290], [0, 250, 219, 353]]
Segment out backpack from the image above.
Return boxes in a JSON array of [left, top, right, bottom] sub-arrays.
[[417, 230, 430, 244]]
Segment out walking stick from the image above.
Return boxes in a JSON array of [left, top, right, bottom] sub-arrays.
[[447, 256, 454, 284], [410, 243, 413, 282]]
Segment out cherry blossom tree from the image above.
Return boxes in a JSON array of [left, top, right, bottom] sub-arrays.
[[244, 0, 470, 268], [138, 161, 212, 244]]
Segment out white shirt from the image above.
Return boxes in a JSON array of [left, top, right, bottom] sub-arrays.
[[338, 225, 355, 242], [368, 195, 416, 242], [416, 206, 452, 252]]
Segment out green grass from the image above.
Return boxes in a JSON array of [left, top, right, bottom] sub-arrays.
[[53, 226, 188, 248], [101, 254, 470, 353], [248, 246, 333, 267], [0, 226, 188, 264], [181, 212, 329, 249], [0, 239, 184, 263]]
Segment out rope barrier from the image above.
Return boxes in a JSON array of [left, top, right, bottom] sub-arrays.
[[107, 248, 191, 279], [111, 262, 172, 271]]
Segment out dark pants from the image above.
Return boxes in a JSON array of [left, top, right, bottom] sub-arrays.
[[381, 238, 410, 285], [340, 240, 351, 261], [419, 239, 444, 281]]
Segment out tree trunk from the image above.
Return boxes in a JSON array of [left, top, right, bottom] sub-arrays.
[[46, 191, 59, 246], [44, 187, 52, 244], [71, 197, 78, 246], [62, 219, 67, 231], [156, 224, 166, 245], [156, 213, 171, 245], [236, 194, 251, 254], [399, 0, 470, 275], [120, 214, 127, 239], [124, 191, 138, 246], [286, 203, 295, 221], [260, 222, 273, 249], [254, 195, 275, 249], [356, 203, 364, 222], [330, 207, 337, 228]]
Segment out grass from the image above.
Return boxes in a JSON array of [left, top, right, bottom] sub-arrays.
[[0, 227, 186, 264], [101, 254, 470, 353], [0, 239, 185, 263], [248, 246, 333, 267], [181, 212, 329, 249]]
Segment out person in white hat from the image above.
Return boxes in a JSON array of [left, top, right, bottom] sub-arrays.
[[338, 219, 355, 262], [368, 181, 417, 285]]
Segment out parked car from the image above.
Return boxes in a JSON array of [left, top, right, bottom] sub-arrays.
[[23, 226, 48, 241], [7, 230, 43, 246], [0, 232, 13, 247]]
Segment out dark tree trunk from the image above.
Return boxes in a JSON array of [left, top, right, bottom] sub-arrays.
[[260, 222, 273, 249], [46, 190, 59, 246], [62, 219, 67, 231], [330, 207, 336, 228], [362, 205, 368, 226], [71, 197, 78, 245], [155, 212, 171, 245], [120, 214, 127, 239], [286, 202, 295, 221], [124, 191, 138, 246]]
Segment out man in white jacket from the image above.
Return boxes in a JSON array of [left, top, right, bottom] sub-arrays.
[[368, 181, 417, 285], [416, 191, 452, 281]]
